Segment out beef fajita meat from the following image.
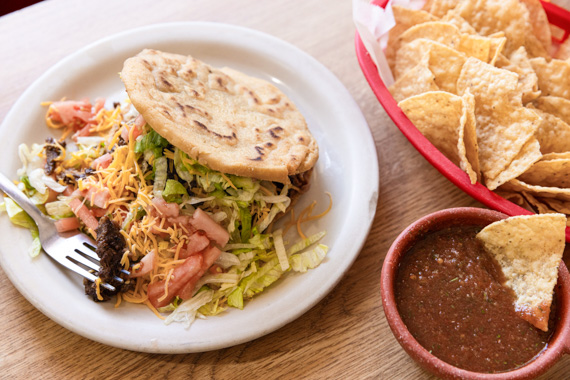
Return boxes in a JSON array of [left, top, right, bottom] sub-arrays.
[[84, 216, 128, 301], [43, 137, 65, 176], [57, 167, 94, 185]]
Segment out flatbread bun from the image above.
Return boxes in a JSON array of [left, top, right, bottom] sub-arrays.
[[476, 213, 566, 331], [121, 49, 318, 184]]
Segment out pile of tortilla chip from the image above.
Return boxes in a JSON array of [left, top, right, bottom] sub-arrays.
[[476, 213, 566, 331], [387, 0, 570, 223]]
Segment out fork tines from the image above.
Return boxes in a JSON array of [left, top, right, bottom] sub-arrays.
[[64, 234, 130, 292]]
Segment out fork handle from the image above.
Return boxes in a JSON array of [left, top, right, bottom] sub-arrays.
[[0, 171, 53, 229]]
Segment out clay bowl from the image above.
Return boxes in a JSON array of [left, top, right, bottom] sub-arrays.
[[381, 207, 570, 379]]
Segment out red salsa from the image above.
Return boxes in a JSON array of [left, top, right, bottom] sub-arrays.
[[395, 225, 555, 373]]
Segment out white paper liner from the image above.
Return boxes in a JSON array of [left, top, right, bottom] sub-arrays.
[[352, 0, 426, 87]]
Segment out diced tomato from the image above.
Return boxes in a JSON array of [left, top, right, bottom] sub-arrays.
[[69, 198, 99, 231], [120, 116, 144, 142], [134, 114, 146, 129], [148, 254, 203, 308], [168, 215, 192, 226], [130, 250, 157, 278], [209, 264, 222, 274], [120, 125, 129, 142], [91, 207, 108, 218], [202, 245, 222, 269], [132, 125, 143, 140], [91, 153, 113, 170], [179, 231, 210, 259], [84, 186, 110, 209], [177, 276, 200, 300], [151, 197, 179, 218], [72, 124, 93, 140], [54, 217, 81, 232], [49, 100, 93, 126], [191, 208, 230, 248], [178, 246, 222, 300]]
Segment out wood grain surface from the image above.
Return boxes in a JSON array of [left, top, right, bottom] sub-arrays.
[[0, 1, 569, 379]]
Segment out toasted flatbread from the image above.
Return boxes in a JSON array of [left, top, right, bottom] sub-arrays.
[[121, 49, 318, 184], [476, 214, 566, 331]]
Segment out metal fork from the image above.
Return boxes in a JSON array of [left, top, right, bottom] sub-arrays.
[[0, 172, 125, 291]]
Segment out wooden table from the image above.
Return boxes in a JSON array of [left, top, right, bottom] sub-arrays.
[[1, 0, 568, 378]]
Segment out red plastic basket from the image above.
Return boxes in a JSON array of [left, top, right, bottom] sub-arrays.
[[355, 0, 570, 241]]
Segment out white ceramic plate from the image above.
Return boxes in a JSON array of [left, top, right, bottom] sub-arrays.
[[0, 22, 378, 353]]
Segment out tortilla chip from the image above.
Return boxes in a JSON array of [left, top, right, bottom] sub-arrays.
[[524, 33, 551, 59], [533, 96, 570, 125], [487, 32, 507, 65], [458, 34, 491, 62], [501, 179, 570, 202], [457, 57, 519, 102], [398, 20, 503, 65], [386, 6, 439, 73], [556, 38, 570, 61], [389, 53, 439, 102], [495, 47, 541, 104], [455, 0, 532, 55], [441, 9, 478, 34], [495, 190, 533, 211], [541, 152, 570, 161], [485, 137, 541, 190], [519, 0, 552, 54], [530, 58, 570, 100], [398, 91, 479, 183], [460, 90, 481, 183], [519, 157, 570, 189], [540, 197, 570, 215], [522, 192, 559, 215], [456, 58, 540, 182], [476, 213, 566, 331], [394, 39, 466, 93], [422, 0, 461, 18], [398, 21, 462, 50], [530, 107, 570, 154]]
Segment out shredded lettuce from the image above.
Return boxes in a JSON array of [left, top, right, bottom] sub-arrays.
[[152, 156, 168, 195], [227, 287, 244, 309], [45, 201, 74, 219], [273, 229, 289, 271], [173, 147, 193, 182], [164, 289, 214, 328], [239, 207, 252, 243], [290, 244, 328, 273], [20, 176, 35, 193], [241, 257, 283, 298], [157, 296, 182, 313], [2, 198, 41, 257], [162, 179, 188, 203], [134, 128, 169, 156], [288, 231, 327, 256]]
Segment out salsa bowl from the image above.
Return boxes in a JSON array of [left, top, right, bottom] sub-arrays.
[[381, 207, 570, 379]]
